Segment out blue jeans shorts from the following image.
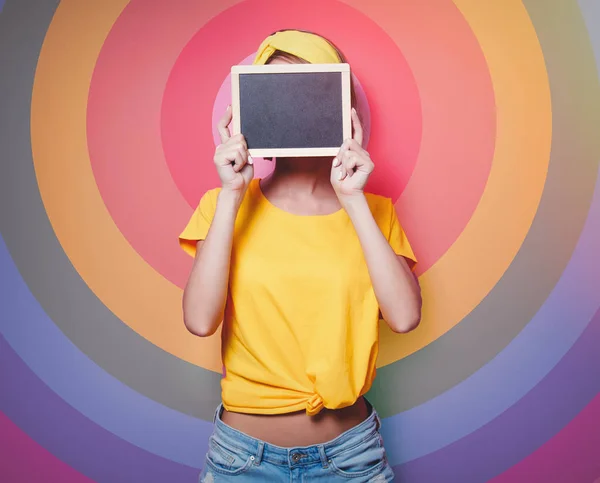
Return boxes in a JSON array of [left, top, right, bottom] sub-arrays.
[[198, 400, 395, 482]]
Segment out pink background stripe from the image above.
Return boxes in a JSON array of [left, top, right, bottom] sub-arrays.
[[489, 393, 600, 483], [0, 411, 94, 483]]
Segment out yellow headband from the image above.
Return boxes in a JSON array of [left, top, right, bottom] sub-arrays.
[[253, 30, 342, 65]]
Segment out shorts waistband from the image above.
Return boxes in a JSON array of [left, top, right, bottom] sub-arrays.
[[210, 400, 381, 468]]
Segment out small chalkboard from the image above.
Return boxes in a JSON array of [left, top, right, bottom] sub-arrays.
[[231, 63, 351, 157]]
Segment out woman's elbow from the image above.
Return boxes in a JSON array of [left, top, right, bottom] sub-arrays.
[[183, 311, 220, 337], [182, 290, 220, 337], [389, 312, 421, 333], [386, 298, 422, 333]]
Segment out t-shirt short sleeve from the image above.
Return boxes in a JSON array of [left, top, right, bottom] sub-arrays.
[[178, 188, 220, 258], [387, 199, 417, 270]]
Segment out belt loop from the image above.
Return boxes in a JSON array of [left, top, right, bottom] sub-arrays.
[[317, 445, 329, 468], [213, 403, 222, 424], [375, 410, 382, 431], [370, 403, 381, 431], [254, 442, 264, 465]]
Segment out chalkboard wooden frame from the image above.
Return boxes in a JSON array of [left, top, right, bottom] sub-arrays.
[[231, 63, 351, 157]]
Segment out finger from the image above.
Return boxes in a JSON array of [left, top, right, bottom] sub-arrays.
[[230, 134, 252, 164], [221, 143, 245, 168], [238, 143, 248, 161], [339, 160, 349, 180], [343, 145, 359, 179], [351, 107, 363, 147], [233, 136, 252, 165], [342, 148, 360, 163], [239, 145, 250, 169], [342, 152, 359, 176], [217, 105, 233, 144], [216, 142, 241, 166], [232, 150, 245, 172], [334, 139, 353, 180], [344, 146, 371, 172], [346, 137, 367, 156], [337, 138, 351, 161], [332, 157, 344, 181], [331, 157, 342, 181], [230, 133, 247, 149], [349, 148, 374, 173], [232, 146, 247, 172], [240, 161, 254, 184]]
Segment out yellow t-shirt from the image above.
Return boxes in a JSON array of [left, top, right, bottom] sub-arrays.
[[179, 179, 416, 416]]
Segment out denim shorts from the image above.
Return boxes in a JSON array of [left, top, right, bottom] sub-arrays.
[[198, 400, 395, 482]]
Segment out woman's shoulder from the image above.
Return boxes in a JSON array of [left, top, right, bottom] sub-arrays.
[[196, 179, 262, 215], [364, 191, 391, 203], [364, 191, 394, 215], [199, 186, 222, 202]]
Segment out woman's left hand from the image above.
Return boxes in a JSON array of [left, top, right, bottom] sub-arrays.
[[331, 107, 374, 201]]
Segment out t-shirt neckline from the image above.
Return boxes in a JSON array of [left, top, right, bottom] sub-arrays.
[[254, 179, 346, 219]]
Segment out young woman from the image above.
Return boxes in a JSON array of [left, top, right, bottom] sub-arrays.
[[180, 29, 421, 482]]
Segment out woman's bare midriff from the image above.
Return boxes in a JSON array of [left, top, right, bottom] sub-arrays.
[[221, 396, 370, 447]]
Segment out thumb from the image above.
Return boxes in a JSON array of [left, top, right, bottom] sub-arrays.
[[240, 161, 254, 184], [331, 156, 343, 181]]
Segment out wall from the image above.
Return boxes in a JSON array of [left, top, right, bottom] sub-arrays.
[[1, 0, 599, 482]]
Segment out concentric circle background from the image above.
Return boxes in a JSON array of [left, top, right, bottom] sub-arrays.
[[1, 0, 599, 482]]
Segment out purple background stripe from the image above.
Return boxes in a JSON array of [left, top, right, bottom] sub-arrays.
[[382, 161, 600, 464], [392, 306, 600, 482], [0, 234, 212, 466], [0, 334, 199, 483]]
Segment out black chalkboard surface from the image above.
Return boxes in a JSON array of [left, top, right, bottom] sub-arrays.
[[231, 63, 351, 157]]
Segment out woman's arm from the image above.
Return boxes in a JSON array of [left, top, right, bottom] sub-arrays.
[[182, 106, 253, 337], [331, 108, 421, 333], [344, 196, 421, 333], [182, 190, 242, 337]]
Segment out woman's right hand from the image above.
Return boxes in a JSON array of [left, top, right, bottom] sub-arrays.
[[214, 105, 254, 197]]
